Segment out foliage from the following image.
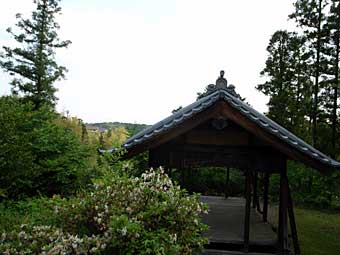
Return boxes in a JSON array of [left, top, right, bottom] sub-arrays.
[[172, 167, 245, 197], [55, 115, 87, 143], [87, 122, 149, 137], [257, 30, 313, 138], [0, 0, 71, 108], [260, 0, 340, 154], [103, 127, 128, 149], [0, 96, 95, 199], [0, 198, 59, 233], [0, 96, 35, 199], [289, 0, 330, 146], [289, 162, 340, 209], [257, 0, 340, 209], [0, 168, 208, 255], [125, 152, 149, 177], [86, 126, 129, 150], [266, 161, 340, 209]]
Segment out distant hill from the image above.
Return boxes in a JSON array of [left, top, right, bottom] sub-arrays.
[[86, 122, 149, 137]]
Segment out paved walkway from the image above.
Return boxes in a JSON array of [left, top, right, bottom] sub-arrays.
[[200, 196, 276, 254]]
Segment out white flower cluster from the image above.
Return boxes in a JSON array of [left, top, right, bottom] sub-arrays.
[[1, 224, 108, 255], [1, 168, 208, 254]]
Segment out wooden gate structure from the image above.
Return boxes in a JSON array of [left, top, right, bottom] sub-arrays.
[[122, 71, 340, 254]]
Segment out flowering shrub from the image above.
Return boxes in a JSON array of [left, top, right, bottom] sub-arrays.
[[0, 168, 208, 254]]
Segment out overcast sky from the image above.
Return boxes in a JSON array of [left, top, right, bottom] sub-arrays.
[[0, 0, 296, 124]]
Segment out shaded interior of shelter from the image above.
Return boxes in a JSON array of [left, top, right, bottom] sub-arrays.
[[147, 116, 291, 254], [148, 116, 287, 172]]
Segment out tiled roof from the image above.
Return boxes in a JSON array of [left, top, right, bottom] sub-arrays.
[[123, 89, 340, 169]]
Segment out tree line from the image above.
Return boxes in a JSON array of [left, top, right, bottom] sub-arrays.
[[258, 0, 340, 157], [257, 0, 340, 208]]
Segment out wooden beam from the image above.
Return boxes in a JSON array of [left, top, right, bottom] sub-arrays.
[[184, 127, 250, 146], [243, 170, 251, 252], [288, 183, 301, 255], [153, 143, 285, 172], [278, 163, 289, 254], [262, 172, 270, 222]]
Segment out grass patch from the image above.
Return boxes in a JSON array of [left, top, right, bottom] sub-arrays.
[[295, 207, 340, 255], [268, 205, 340, 255]]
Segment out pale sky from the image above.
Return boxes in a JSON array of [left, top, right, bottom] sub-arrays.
[[0, 0, 296, 125]]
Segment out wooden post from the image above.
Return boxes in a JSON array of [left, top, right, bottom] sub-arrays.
[[188, 166, 193, 191], [244, 172, 246, 198], [288, 183, 301, 255], [278, 163, 289, 255], [168, 168, 172, 178], [263, 172, 269, 222], [180, 160, 185, 186], [252, 171, 258, 209], [168, 151, 173, 178], [225, 167, 230, 198], [243, 170, 251, 252], [148, 150, 155, 168]]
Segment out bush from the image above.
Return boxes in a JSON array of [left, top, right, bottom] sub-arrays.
[[0, 198, 58, 233], [0, 168, 208, 254], [286, 162, 340, 209], [0, 96, 95, 199], [266, 162, 340, 209]]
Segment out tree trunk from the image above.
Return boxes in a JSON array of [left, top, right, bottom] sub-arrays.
[[312, 0, 323, 147], [332, 13, 340, 157]]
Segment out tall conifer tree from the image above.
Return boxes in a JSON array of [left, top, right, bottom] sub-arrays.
[[0, 0, 71, 109], [327, 0, 340, 156], [257, 31, 312, 137], [257, 31, 292, 128], [289, 0, 329, 146]]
